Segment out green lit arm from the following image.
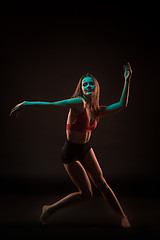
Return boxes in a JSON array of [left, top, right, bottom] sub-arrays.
[[99, 62, 132, 117], [10, 97, 85, 117]]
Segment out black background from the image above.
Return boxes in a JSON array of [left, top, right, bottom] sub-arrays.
[[1, 1, 160, 238]]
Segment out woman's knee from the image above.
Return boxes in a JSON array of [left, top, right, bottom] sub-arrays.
[[94, 175, 109, 191], [80, 188, 93, 200]]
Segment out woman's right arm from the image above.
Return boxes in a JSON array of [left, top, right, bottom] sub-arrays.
[[10, 97, 85, 117]]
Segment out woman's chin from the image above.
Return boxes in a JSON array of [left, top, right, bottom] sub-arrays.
[[85, 92, 93, 95]]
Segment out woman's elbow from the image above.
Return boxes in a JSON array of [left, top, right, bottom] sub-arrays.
[[121, 103, 128, 110]]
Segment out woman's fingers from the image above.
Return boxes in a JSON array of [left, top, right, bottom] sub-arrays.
[[10, 109, 16, 117], [123, 63, 132, 74], [10, 108, 15, 116], [10, 105, 20, 117], [10, 101, 26, 117], [123, 62, 132, 80], [123, 65, 130, 70], [123, 62, 132, 70]]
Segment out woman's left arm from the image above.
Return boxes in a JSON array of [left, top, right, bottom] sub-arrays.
[[99, 62, 132, 118]]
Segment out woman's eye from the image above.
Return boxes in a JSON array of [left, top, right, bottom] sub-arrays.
[[83, 82, 94, 86]]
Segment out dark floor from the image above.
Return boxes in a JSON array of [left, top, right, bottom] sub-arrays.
[[1, 178, 159, 239]]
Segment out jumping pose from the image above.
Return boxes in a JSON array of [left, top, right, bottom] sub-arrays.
[[10, 63, 132, 227]]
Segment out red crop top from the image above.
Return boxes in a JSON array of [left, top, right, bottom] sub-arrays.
[[66, 108, 98, 133]]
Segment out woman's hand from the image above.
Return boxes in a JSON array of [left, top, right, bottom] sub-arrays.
[[10, 101, 26, 118], [123, 62, 132, 80]]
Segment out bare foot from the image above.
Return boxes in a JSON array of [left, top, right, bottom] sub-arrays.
[[121, 215, 131, 228], [40, 205, 51, 224]]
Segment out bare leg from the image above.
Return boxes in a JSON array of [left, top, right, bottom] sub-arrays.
[[40, 161, 92, 224], [81, 148, 131, 228], [96, 179, 125, 216], [93, 177, 131, 227]]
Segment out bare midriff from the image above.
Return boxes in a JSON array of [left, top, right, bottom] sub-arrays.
[[66, 130, 91, 144]]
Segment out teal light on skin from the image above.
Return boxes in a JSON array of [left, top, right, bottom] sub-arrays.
[[82, 77, 95, 95], [104, 63, 132, 113], [81, 76, 95, 104], [10, 63, 132, 118]]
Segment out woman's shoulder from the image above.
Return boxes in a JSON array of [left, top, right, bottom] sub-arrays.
[[73, 96, 87, 111], [75, 96, 87, 104]]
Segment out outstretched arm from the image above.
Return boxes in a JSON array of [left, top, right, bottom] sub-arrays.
[[10, 97, 85, 118], [99, 62, 132, 118]]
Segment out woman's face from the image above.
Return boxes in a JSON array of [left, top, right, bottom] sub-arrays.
[[81, 77, 95, 96]]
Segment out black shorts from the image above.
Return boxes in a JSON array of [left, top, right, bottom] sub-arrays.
[[61, 139, 91, 164]]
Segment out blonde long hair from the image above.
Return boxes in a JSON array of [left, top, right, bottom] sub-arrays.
[[72, 73, 101, 120]]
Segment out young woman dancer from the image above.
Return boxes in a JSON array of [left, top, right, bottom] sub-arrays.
[[10, 63, 132, 227]]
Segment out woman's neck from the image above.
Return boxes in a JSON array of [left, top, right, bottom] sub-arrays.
[[82, 95, 92, 107]]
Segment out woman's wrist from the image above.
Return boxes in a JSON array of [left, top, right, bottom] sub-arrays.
[[22, 101, 29, 106]]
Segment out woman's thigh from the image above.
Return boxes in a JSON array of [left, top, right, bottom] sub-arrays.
[[64, 161, 92, 194], [81, 148, 105, 184]]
